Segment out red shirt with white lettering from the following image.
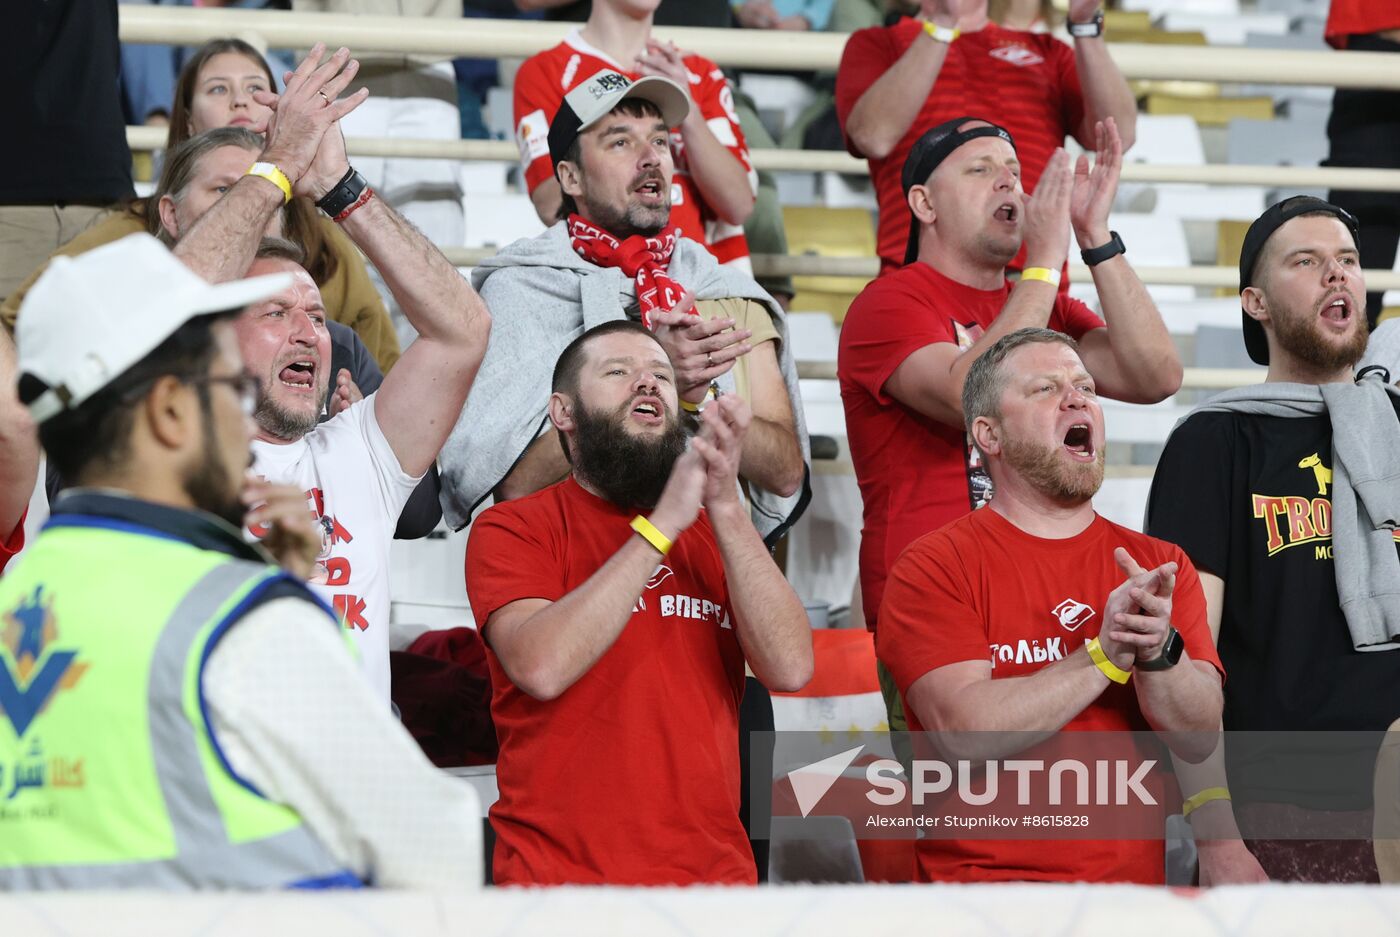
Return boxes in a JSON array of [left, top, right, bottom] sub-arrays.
[[835, 20, 1087, 274], [877, 507, 1223, 883], [1325, 0, 1400, 47], [465, 476, 754, 886], [838, 261, 1103, 634], [513, 30, 754, 267]]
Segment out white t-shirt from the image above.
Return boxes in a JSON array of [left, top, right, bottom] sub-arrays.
[[249, 395, 421, 702]]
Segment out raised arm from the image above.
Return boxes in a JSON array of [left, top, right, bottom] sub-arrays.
[[842, 1, 980, 159], [1070, 120, 1182, 403], [883, 149, 1073, 427], [483, 444, 710, 701], [335, 192, 491, 477], [692, 397, 812, 692], [1068, 0, 1138, 151], [175, 45, 367, 284], [636, 42, 755, 226]]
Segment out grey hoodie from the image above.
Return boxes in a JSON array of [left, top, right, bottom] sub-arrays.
[[438, 222, 810, 543], [1164, 373, 1400, 652]]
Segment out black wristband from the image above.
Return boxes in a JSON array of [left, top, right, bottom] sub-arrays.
[[316, 167, 367, 218], [1080, 230, 1125, 267]]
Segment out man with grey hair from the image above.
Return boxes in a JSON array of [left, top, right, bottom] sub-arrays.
[[877, 327, 1223, 883]]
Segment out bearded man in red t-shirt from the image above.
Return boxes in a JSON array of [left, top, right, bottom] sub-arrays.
[[839, 116, 1180, 729], [836, 0, 1137, 275], [465, 320, 813, 886], [877, 327, 1224, 883]]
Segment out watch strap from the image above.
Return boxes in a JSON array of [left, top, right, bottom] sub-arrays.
[[1137, 626, 1183, 671], [1067, 11, 1104, 38], [316, 167, 368, 218], [1080, 230, 1125, 267]]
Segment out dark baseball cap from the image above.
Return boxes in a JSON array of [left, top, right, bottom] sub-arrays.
[[547, 69, 690, 169], [1238, 196, 1360, 366], [901, 117, 1016, 266]]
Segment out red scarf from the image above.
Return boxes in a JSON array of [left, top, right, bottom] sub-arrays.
[[568, 214, 684, 330]]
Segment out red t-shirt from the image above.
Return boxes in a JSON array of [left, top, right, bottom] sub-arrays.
[[1325, 0, 1400, 48], [837, 262, 1103, 632], [877, 507, 1224, 884], [514, 30, 753, 267], [0, 512, 25, 575], [464, 477, 755, 886], [835, 20, 1087, 274]]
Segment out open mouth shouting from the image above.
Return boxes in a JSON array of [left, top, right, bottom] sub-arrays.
[[629, 394, 665, 427], [278, 358, 318, 392], [1062, 422, 1096, 462], [993, 201, 1019, 225], [633, 174, 667, 206], [1318, 291, 1355, 331]]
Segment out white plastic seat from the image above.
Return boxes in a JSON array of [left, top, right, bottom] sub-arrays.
[[462, 193, 546, 249]]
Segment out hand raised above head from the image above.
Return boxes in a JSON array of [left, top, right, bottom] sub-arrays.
[[1070, 118, 1123, 247], [253, 43, 369, 194], [1021, 147, 1072, 271]]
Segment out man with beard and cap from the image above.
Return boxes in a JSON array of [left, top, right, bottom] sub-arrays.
[[878, 327, 1223, 884], [839, 116, 1179, 731], [438, 68, 808, 546], [1147, 197, 1400, 884], [0, 234, 482, 889], [167, 44, 492, 704], [464, 320, 813, 886]]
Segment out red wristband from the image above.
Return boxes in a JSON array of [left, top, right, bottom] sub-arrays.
[[333, 186, 374, 223]]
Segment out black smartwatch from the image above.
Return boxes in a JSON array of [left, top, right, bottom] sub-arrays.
[[1081, 231, 1125, 267], [1067, 10, 1104, 39], [316, 166, 369, 218], [1137, 627, 1183, 671]]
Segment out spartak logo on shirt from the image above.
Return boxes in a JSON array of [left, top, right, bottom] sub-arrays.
[[990, 44, 1045, 68], [632, 563, 732, 629], [1051, 598, 1095, 632]]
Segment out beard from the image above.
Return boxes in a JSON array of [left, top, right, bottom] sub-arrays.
[[1001, 434, 1105, 505], [254, 376, 327, 440], [1271, 297, 1368, 375], [570, 397, 688, 510], [578, 173, 671, 239], [184, 410, 248, 529]]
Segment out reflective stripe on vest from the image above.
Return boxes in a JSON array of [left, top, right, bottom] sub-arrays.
[[0, 523, 357, 889]]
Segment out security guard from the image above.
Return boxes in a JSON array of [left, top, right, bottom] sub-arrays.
[[0, 235, 481, 890]]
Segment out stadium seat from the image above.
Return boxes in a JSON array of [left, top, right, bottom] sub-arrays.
[[463, 192, 546, 249]]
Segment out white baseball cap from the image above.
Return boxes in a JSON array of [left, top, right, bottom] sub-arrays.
[[16, 234, 291, 423], [547, 69, 691, 167]]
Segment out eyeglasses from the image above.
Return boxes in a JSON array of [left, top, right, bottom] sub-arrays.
[[186, 373, 261, 416]]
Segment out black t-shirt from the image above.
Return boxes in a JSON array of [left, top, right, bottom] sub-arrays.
[[0, 0, 134, 203], [1146, 402, 1400, 806]]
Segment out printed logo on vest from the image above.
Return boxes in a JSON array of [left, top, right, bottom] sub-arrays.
[[1051, 598, 1096, 632], [0, 586, 89, 740], [989, 45, 1045, 67]]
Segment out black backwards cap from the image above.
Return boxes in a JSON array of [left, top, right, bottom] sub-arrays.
[[1238, 196, 1360, 365], [900, 117, 1016, 266]]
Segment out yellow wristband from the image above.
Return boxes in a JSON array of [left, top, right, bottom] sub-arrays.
[[922, 20, 960, 44], [630, 515, 673, 556], [1182, 787, 1231, 817], [1086, 637, 1131, 684], [679, 383, 716, 413], [1019, 266, 1063, 287], [245, 161, 293, 204]]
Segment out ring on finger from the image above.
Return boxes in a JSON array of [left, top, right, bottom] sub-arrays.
[[318, 91, 331, 104]]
